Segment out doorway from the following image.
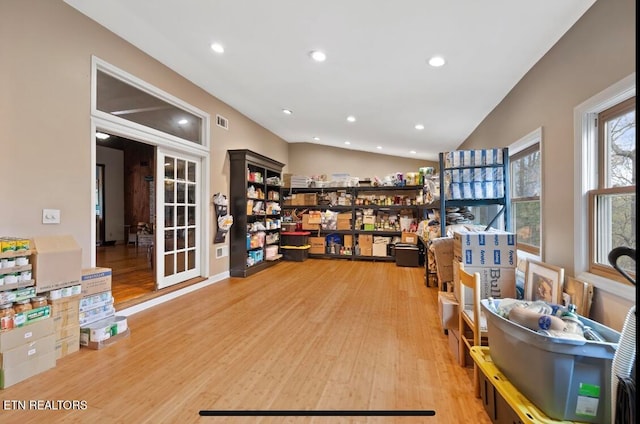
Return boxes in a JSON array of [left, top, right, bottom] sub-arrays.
[[96, 134, 156, 305]]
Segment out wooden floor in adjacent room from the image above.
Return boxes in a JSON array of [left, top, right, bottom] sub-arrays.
[[1, 259, 491, 424]]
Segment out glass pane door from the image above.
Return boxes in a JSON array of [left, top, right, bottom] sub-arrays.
[[156, 149, 200, 288]]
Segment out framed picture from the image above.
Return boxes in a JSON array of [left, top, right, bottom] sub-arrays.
[[525, 260, 565, 304], [564, 276, 594, 317]]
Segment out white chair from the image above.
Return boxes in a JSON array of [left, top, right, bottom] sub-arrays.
[[457, 261, 488, 398]]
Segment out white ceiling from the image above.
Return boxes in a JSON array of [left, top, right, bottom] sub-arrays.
[[65, 0, 596, 161]]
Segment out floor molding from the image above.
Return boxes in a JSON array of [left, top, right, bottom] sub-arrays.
[[117, 271, 230, 317]]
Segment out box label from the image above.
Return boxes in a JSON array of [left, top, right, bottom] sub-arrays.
[[575, 383, 600, 417]]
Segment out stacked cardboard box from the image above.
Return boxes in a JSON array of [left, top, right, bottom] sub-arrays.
[[452, 229, 517, 305], [49, 295, 81, 360], [358, 234, 373, 256], [0, 318, 56, 388], [79, 268, 114, 331], [336, 213, 351, 230]]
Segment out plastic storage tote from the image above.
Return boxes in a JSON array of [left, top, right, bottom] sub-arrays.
[[480, 298, 620, 423]]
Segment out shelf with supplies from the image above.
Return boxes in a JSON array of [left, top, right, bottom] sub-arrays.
[[438, 147, 511, 237], [228, 149, 284, 277], [280, 185, 430, 262]]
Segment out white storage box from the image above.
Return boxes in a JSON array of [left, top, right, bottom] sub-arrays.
[[481, 299, 620, 423]]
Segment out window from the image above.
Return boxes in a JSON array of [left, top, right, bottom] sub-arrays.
[[510, 142, 541, 255], [589, 97, 636, 283]]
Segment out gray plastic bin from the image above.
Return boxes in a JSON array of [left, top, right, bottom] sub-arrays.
[[481, 299, 620, 423]]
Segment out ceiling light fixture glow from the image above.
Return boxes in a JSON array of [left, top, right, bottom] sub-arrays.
[[210, 43, 225, 54], [428, 56, 446, 67], [410, 150, 417, 154], [282, 109, 293, 115], [376, 146, 382, 150], [313, 137, 320, 141], [96, 132, 110, 140], [178, 119, 189, 125], [309, 50, 326, 62], [346, 115, 356, 122], [344, 141, 351, 145], [415, 124, 424, 130]]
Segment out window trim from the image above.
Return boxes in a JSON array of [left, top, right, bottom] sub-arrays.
[[573, 73, 635, 299], [588, 186, 636, 284], [509, 127, 542, 260]]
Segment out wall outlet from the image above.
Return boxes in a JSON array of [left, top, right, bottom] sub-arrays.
[[42, 209, 61, 224]]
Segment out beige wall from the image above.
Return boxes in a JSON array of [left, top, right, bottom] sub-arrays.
[[0, 0, 289, 277], [458, 0, 635, 330], [288, 143, 438, 180]]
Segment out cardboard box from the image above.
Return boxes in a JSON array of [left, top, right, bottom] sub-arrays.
[[32, 235, 82, 294], [55, 333, 80, 360], [431, 237, 454, 286], [401, 232, 418, 244], [453, 230, 517, 267], [80, 267, 112, 297], [309, 237, 325, 254], [337, 220, 351, 230], [81, 328, 130, 350], [337, 213, 352, 220], [0, 334, 55, 368], [453, 260, 516, 305], [360, 246, 372, 256], [0, 350, 56, 389], [0, 318, 54, 352], [343, 234, 353, 248], [301, 214, 320, 230], [358, 234, 373, 247], [447, 328, 472, 366], [438, 291, 459, 331], [49, 294, 81, 317], [372, 243, 388, 257]]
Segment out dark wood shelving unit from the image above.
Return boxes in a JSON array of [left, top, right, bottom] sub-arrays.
[[228, 149, 284, 277]]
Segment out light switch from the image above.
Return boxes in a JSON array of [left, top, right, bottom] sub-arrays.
[[43, 209, 61, 224]]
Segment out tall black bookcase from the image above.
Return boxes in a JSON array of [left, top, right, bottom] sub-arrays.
[[228, 149, 284, 277]]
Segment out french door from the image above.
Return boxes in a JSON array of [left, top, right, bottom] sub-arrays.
[[156, 149, 201, 289]]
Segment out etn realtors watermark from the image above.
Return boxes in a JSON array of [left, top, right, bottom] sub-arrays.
[[3, 400, 88, 410]]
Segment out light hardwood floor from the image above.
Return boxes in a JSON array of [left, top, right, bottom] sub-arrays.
[[2, 259, 491, 424]]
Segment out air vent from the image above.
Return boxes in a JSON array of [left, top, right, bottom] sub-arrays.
[[215, 245, 229, 258], [216, 114, 229, 130]]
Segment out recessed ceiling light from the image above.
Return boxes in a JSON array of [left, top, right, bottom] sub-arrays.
[[415, 124, 424, 130], [309, 50, 326, 62], [410, 150, 417, 154], [344, 141, 351, 145], [313, 137, 320, 141], [428, 56, 446, 67], [282, 109, 293, 115], [346, 115, 356, 122], [211, 43, 225, 54], [178, 119, 189, 125], [376, 146, 382, 150], [96, 132, 110, 140]]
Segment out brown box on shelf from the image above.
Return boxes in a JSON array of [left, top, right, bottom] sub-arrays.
[[302, 214, 320, 230], [80, 267, 112, 297], [360, 246, 373, 256], [358, 234, 373, 247], [282, 173, 292, 187], [309, 237, 325, 254], [401, 232, 418, 244], [337, 220, 351, 230], [303, 193, 318, 205], [337, 213, 352, 220], [31, 235, 82, 294], [343, 235, 353, 248]]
